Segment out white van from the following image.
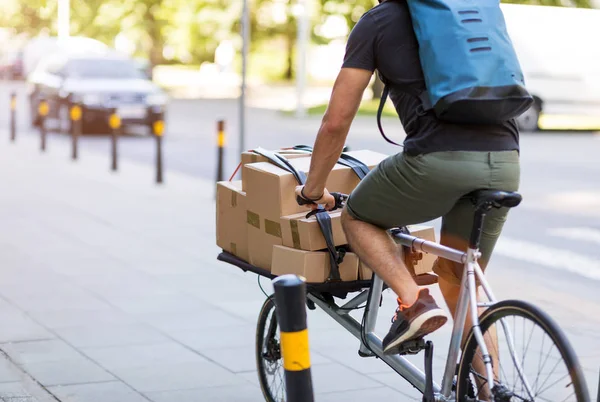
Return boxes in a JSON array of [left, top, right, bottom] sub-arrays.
[[501, 4, 600, 131]]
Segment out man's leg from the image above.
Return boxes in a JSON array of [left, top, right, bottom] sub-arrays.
[[341, 208, 419, 305], [342, 209, 448, 353], [435, 194, 516, 396], [341, 152, 468, 354]]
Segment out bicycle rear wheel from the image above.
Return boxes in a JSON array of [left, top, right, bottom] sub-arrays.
[[456, 300, 590, 402], [256, 296, 286, 402]]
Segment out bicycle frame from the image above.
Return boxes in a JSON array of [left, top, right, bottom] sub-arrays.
[[306, 231, 529, 401]]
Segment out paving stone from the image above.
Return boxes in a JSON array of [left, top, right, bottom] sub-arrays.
[[146, 384, 264, 402], [0, 357, 28, 384], [2, 340, 82, 365], [368, 372, 424, 401], [133, 309, 240, 333], [53, 324, 169, 349], [310, 363, 383, 394], [0, 382, 38, 401], [316, 386, 406, 401], [20, 358, 115, 387], [101, 293, 209, 315], [27, 309, 137, 330], [48, 381, 148, 402], [110, 361, 246, 393], [0, 312, 54, 344], [313, 346, 394, 375], [5, 293, 112, 314], [81, 342, 206, 371], [168, 324, 256, 351]]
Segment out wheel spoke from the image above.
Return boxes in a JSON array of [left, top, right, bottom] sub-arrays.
[[536, 368, 569, 397], [559, 390, 576, 402], [534, 344, 562, 395], [457, 303, 583, 402]]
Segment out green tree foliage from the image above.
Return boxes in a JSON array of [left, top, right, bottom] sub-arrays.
[[0, 0, 593, 76]]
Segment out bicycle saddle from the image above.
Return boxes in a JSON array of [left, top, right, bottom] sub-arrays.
[[468, 190, 522, 209]]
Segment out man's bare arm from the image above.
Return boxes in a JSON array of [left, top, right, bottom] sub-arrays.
[[301, 68, 373, 200]]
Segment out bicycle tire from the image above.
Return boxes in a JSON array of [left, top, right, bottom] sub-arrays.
[[456, 299, 590, 402], [256, 296, 285, 402]]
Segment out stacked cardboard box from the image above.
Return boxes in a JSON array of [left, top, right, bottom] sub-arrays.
[[244, 150, 387, 273], [216, 147, 439, 283], [216, 181, 248, 262]]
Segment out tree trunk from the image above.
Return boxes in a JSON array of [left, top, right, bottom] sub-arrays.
[[285, 30, 294, 80], [145, 4, 164, 67]]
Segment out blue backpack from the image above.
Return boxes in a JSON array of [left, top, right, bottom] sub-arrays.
[[377, 0, 533, 144]]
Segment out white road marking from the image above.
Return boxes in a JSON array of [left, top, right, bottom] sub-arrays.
[[494, 237, 600, 281], [547, 227, 600, 246]]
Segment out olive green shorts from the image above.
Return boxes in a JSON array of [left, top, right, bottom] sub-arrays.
[[345, 150, 520, 285]]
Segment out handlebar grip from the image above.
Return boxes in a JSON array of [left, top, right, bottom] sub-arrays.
[[296, 192, 348, 208]]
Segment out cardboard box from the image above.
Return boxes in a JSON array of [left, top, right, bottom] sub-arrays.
[[247, 220, 283, 271], [358, 225, 437, 280], [272, 246, 359, 283], [216, 181, 249, 262], [280, 210, 346, 251], [241, 150, 311, 190], [245, 150, 389, 271]]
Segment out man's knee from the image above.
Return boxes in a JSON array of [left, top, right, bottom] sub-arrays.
[[341, 206, 355, 233]]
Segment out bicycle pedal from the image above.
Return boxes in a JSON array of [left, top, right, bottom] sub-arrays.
[[396, 338, 427, 356]]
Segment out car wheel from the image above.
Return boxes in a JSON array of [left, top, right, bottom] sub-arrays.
[[516, 101, 541, 132]]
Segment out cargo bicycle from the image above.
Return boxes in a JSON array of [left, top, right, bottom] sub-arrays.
[[217, 188, 591, 402]]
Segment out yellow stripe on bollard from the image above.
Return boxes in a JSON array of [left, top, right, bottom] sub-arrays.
[[280, 329, 311, 371], [38, 101, 49, 117], [153, 120, 165, 137], [10, 98, 16, 111], [70, 105, 82, 121], [109, 114, 121, 130], [217, 130, 226, 147]]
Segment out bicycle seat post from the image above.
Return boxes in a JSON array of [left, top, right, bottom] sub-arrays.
[[469, 203, 491, 252]]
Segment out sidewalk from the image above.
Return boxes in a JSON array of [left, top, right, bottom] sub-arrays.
[[0, 351, 56, 401], [0, 132, 425, 401], [2, 131, 597, 401]]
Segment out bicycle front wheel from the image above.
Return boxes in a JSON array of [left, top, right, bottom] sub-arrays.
[[256, 296, 285, 402], [456, 300, 590, 402]]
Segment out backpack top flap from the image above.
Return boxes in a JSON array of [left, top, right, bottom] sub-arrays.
[[406, 0, 533, 123]]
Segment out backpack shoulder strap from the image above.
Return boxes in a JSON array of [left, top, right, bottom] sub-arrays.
[[376, 84, 403, 147], [337, 153, 370, 179]]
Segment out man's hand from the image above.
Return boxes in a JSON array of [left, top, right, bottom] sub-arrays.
[[295, 186, 336, 211]]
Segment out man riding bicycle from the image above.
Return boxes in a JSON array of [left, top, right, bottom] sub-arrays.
[[295, 0, 520, 354]]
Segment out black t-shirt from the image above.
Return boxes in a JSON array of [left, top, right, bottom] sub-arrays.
[[342, 0, 520, 156]]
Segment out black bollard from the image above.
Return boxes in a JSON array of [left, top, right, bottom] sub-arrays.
[[153, 120, 165, 184], [272, 274, 315, 402], [71, 103, 82, 160], [38, 99, 49, 152], [216, 120, 225, 182], [108, 109, 120, 171]]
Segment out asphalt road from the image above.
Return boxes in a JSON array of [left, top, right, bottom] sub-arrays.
[[1, 80, 599, 398]]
